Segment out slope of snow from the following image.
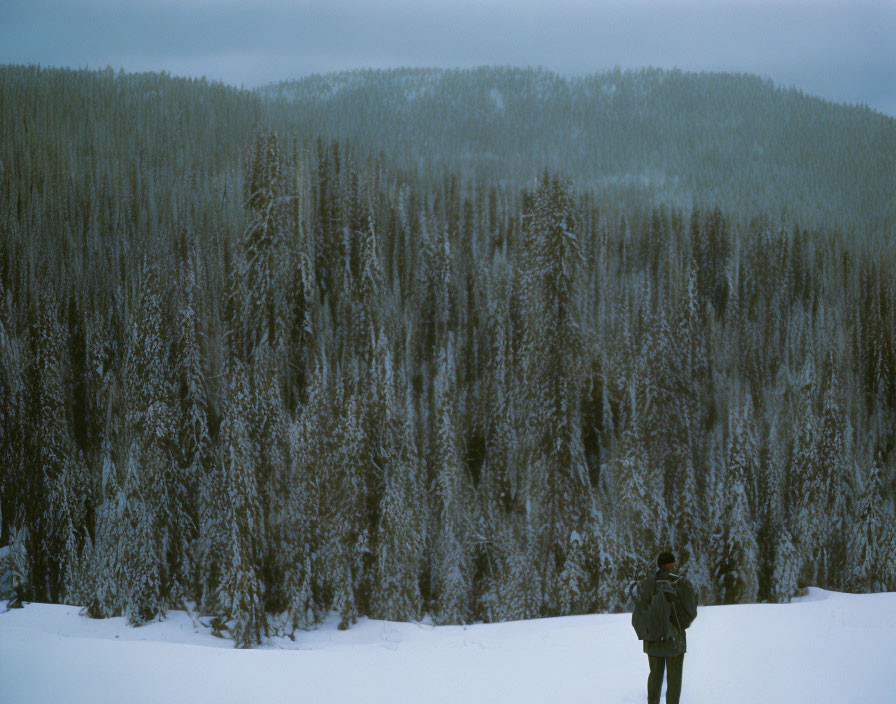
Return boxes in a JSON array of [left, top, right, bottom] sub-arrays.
[[0, 589, 892, 704]]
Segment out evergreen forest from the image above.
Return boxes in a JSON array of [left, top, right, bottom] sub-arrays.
[[1, 64, 895, 647]]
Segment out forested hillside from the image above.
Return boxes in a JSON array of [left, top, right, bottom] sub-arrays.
[[262, 66, 896, 237], [1, 65, 895, 648]]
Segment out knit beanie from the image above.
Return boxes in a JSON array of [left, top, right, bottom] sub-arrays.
[[657, 551, 676, 567]]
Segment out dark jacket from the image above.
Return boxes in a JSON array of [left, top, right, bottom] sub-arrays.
[[634, 568, 698, 657]]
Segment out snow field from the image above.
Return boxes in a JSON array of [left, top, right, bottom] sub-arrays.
[[0, 588, 892, 704]]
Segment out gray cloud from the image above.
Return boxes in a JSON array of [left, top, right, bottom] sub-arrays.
[[1, 0, 894, 115]]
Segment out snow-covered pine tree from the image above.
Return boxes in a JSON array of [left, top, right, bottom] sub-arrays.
[[756, 412, 789, 601], [607, 391, 663, 609], [559, 529, 593, 615], [481, 264, 519, 515], [48, 452, 90, 605], [670, 444, 712, 602], [816, 356, 854, 588], [6, 523, 30, 607], [713, 398, 760, 604], [278, 188, 316, 401], [430, 341, 473, 624], [33, 294, 69, 601], [240, 130, 287, 356], [789, 357, 823, 586], [172, 238, 209, 604], [79, 429, 164, 625], [123, 260, 175, 614], [0, 296, 27, 552], [34, 295, 89, 603], [615, 372, 665, 562], [77, 437, 123, 619], [250, 349, 289, 613], [279, 418, 315, 635], [371, 381, 424, 622], [216, 361, 266, 647], [355, 208, 383, 356], [119, 441, 165, 626], [280, 360, 330, 635], [360, 329, 393, 555], [586, 509, 625, 613], [415, 211, 453, 357], [474, 265, 524, 620], [327, 379, 368, 630], [523, 174, 591, 610], [771, 526, 801, 602], [491, 520, 541, 622], [639, 303, 679, 526], [847, 460, 896, 592], [196, 450, 226, 615], [678, 257, 712, 444]]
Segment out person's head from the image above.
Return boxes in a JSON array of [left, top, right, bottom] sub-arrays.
[[657, 551, 676, 569]]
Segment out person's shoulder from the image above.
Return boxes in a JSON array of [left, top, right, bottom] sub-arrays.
[[635, 573, 655, 600], [640, 572, 657, 588], [669, 572, 695, 590], [672, 574, 697, 602]]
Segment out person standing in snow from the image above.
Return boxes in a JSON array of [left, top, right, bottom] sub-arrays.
[[631, 551, 698, 704]]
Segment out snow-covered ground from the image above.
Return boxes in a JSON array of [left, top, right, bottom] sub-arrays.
[[1, 588, 892, 704]]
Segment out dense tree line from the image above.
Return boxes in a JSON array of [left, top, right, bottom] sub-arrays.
[[1, 66, 895, 647]]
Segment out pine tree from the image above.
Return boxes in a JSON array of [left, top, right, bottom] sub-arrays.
[[47, 454, 90, 605], [523, 174, 591, 607], [713, 399, 760, 604], [491, 521, 541, 622], [216, 362, 266, 647], [6, 524, 30, 607], [816, 357, 853, 588], [848, 462, 896, 592], [34, 296, 88, 603], [430, 342, 472, 624], [771, 526, 801, 602], [756, 413, 788, 601], [671, 445, 712, 602], [119, 442, 165, 626], [250, 349, 289, 613], [327, 381, 368, 630], [588, 510, 624, 613], [559, 530, 593, 615], [371, 384, 424, 621], [614, 373, 665, 562], [279, 416, 316, 635], [790, 358, 823, 585], [481, 266, 519, 515], [0, 298, 28, 552], [197, 452, 226, 615], [239, 130, 287, 355], [415, 212, 452, 356], [639, 303, 679, 524], [172, 241, 208, 604], [280, 361, 330, 634], [78, 438, 124, 619], [355, 208, 383, 354], [122, 261, 175, 615]]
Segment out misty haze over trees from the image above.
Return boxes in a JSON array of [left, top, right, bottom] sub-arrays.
[[1, 64, 894, 647]]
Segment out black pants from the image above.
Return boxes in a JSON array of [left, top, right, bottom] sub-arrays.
[[647, 654, 684, 704]]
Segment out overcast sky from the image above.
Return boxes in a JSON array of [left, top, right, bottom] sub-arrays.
[[2, 0, 894, 116]]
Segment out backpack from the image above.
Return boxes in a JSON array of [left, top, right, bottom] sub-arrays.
[[632, 575, 697, 640], [632, 576, 674, 641], [671, 576, 697, 630]]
